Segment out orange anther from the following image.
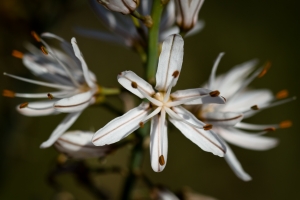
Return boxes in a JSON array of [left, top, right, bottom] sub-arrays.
[[280, 120, 292, 129], [12, 50, 23, 59], [276, 90, 288, 99]]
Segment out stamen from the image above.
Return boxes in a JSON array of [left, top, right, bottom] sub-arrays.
[[276, 90, 288, 99], [280, 120, 292, 129], [19, 102, 28, 109], [251, 105, 259, 110], [139, 122, 144, 128], [208, 53, 225, 90], [40, 46, 48, 55], [141, 107, 162, 124], [258, 61, 271, 78], [163, 76, 177, 103], [209, 90, 220, 97], [172, 70, 180, 78], [31, 31, 40, 42], [159, 155, 165, 166], [47, 93, 53, 99], [203, 124, 213, 130], [166, 94, 210, 107], [12, 50, 23, 59], [131, 81, 138, 88], [3, 90, 15, 97], [137, 88, 163, 107], [264, 127, 276, 132]]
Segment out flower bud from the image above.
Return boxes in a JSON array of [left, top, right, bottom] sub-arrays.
[[54, 130, 113, 159], [175, 0, 205, 32], [97, 0, 139, 15]]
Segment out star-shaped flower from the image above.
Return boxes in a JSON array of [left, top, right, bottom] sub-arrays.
[[92, 34, 226, 172]]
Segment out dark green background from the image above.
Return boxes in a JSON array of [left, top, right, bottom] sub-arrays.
[[0, 0, 299, 199]]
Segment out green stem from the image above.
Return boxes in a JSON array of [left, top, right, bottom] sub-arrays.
[[146, 0, 164, 84], [101, 87, 120, 96]]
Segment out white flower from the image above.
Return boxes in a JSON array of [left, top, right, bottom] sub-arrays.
[[92, 34, 226, 172], [54, 130, 113, 159], [3, 33, 99, 148], [175, 0, 205, 31], [197, 53, 294, 181], [77, 0, 204, 49], [96, 0, 139, 15]]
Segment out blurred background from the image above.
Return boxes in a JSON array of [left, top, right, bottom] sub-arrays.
[[0, 0, 299, 199]]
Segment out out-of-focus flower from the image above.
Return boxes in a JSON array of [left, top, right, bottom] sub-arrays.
[[92, 34, 226, 172], [3, 33, 103, 148], [151, 185, 180, 200], [77, 0, 204, 50], [175, 0, 205, 32], [96, 0, 139, 15], [54, 130, 113, 159], [193, 53, 294, 181], [178, 187, 217, 200]]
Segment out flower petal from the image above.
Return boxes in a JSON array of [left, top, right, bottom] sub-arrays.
[[118, 71, 155, 98], [40, 111, 82, 148], [16, 100, 58, 116], [202, 112, 244, 127], [171, 88, 226, 105], [92, 102, 151, 146], [54, 91, 94, 113], [155, 34, 184, 91], [150, 109, 168, 172], [224, 142, 252, 181], [217, 127, 278, 150]]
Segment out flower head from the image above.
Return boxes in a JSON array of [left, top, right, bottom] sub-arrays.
[[195, 53, 294, 181], [92, 34, 226, 172], [3, 33, 100, 148]]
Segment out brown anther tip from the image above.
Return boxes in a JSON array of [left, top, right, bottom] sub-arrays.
[[47, 93, 53, 99], [209, 90, 220, 97], [172, 70, 180, 78], [280, 120, 292, 129], [276, 90, 289, 99], [40, 46, 48, 55], [3, 90, 15, 98], [265, 127, 276, 132], [203, 124, 213, 130], [139, 122, 144, 128], [159, 155, 165, 166], [19, 102, 28, 109], [258, 61, 271, 78], [251, 105, 259, 110], [131, 81, 138, 88], [31, 31, 40, 42], [12, 50, 23, 59]]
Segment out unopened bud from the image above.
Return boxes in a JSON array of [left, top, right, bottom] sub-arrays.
[[97, 0, 139, 15]]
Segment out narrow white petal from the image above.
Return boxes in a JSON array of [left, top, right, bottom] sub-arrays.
[[235, 122, 278, 130], [16, 100, 58, 116], [92, 102, 151, 146], [217, 127, 278, 150], [155, 34, 184, 91], [223, 142, 252, 181], [40, 111, 82, 148], [208, 53, 225, 90], [150, 110, 168, 172], [118, 71, 155, 98], [171, 88, 226, 105], [202, 112, 244, 127], [14, 90, 75, 99], [54, 91, 93, 113]]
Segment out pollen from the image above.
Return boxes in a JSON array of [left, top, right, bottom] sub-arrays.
[[3, 90, 15, 97], [258, 61, 271, 78], [131, 81, 138, 88], [47, 93, 53, 99], [280, 120, 292, 129], [264, 127, 276, 132], [19, 102, 29, 109], [209, 90, 220, 97], [40, 46, 48, 55], [31, 31, 40, 42], [203, 124, 213, 130], [139, 122, 144, 128], [172, 70, 180, 78], [276, 90, 288, 99], [251, 105, 259, 110], [159, 155, 165, 166], [12, 50, 23, 59]]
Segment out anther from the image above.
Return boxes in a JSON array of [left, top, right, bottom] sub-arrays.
[[209, 90, 220, 97], [258, 61, 271, 78], [31, 31, 40, 42], [159, 155, 165, 166], [139, 122, 144, 128], [280, 120, 292, 129], [40, 46, 48, 55], [264, 127, 276, 132], [19, 102, 28, 109], [131, 81, 138, 88], [203, 124, 213, 130], [3, 90, 15, 98], [276, 90, 288, 99], [47, 93, 53, 99], [251, 105, 259, 110], [12, 50, 23, 59], [172, 70, 180, 78]]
